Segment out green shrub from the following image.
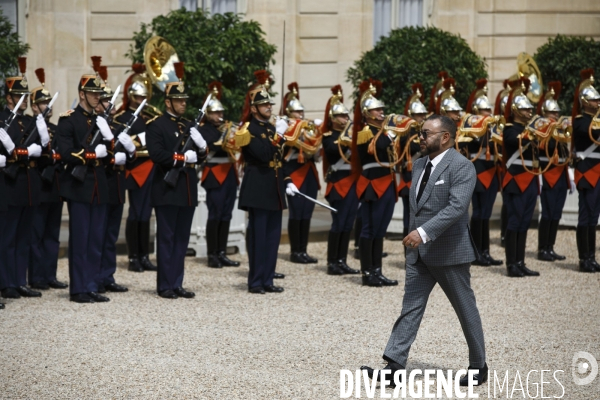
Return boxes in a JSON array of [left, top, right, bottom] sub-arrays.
[[0, 8, 30, 108], [534, 35, 600, 115], [347, 26, 487, 113], [127, 8, 276, 121]]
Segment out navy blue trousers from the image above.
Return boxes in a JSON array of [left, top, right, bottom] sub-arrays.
[[401, 195, 410, 232], [206, 172, 237, 221], [287, 171, 318, 220], [127, 169, 154, 222], [472, 175, 499, 220], [578, 183, 600, 227], [98, 203, 124, 286], [67, 201, 108, 295], [329, 183, 359, 233], [0, 211, 6, 290], [247, 207, 282, 289], [155, 205, 195, 292], [540, 175, 568, 221], [361, 184, 396, 239], [29, 202, 63, 285], [2, 205, 34, 289], [505, 180, 538, 232]]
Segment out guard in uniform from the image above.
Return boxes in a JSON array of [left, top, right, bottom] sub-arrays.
[[57, 57, 114, 303], [199, 81, 240, 268], [495, 80, 514, 248], [281, 83, 321, 264], [536, 82, 569, 262], [146, 62, 206, 299], [398, 83, 427, 240], [28, 68, 68, 290], [352, 80, 398, 287], [501, 79, 540, 278], [237, 70, 290, 294], [0, 57, 45, 299], [321, 85, 360, 275], [465, 79, 503, 266], [115, 63, 159, 273], [572, 69, 600, 272], [0, 118, 9, 308], [94, 66, 132, 294]]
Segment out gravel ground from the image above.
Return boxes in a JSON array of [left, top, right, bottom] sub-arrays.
[[1, 229, 599, 399]]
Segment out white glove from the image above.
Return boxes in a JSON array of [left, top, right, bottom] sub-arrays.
[[96, 116, 114, 141], [184, 149, 197, 164], [0, 127, 15, 154], [114, 152, 126, 165], [27, 143, 42, 158], [118, 133, 136, 153], [313, 149, 322, 162], [286, 182, 299, 196], [36, 114, 50, 146], [0, 154, 5, 168], [276, 118, 289, 137], [190, 127, 207, 149], [313, 118, 323, 126], [95, 144, 107, 159], [568, 167, 576, 194]]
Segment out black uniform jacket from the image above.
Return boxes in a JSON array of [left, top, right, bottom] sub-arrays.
[[199, 121, 237, 190], [573, 112, 600, 189], [146, 112, 206, 207], [503, 122, 536, 194], [37, 121, 62, 203], [57, 105, 110, 204], [238, 117, 289, 211], [357, 124, 396, 201]]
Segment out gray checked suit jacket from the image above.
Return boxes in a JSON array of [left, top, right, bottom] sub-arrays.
[[406, 148, 477, 267]]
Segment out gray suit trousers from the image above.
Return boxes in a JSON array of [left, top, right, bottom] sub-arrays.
[[383, 257, 486, 368]]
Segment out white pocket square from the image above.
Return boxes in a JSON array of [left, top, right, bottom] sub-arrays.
[[434, 180, 445, 185]]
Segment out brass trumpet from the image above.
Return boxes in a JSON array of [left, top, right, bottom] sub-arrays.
[[282, 117, 323, 159]]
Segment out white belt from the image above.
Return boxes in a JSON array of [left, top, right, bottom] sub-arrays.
[[331, 149, 351, 172], [576, 152, 600, 160], [288, 153, 299, 160], [207, 157, 231, 164], [539, 156, 568, 163], [363, 162, 392, 170], [509, 160, 534, 167], [334, 164, 351, 171], [476, 153, 495, 161]]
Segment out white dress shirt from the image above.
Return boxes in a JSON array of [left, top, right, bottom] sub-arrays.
[[416, 148, 450, 243]]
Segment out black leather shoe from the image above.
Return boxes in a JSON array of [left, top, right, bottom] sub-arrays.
[[248, 286, 265, 294], [30, 282, 50, 290], [338, 259, 360, 274], [274, 272, 285, 279], [158, 289, 178, 299], [537, 249, 555, 262], [217, 251, 240, 267], [517, 261, 540, 276], [382, 252, 388, 258], [88, 292, 110, 302], [471, 253, 492, 266], [48, 280, 68, 289], [459, 363, 488, 386], [362, 271, 383, 287], [548, 247, 566, 261], [301, 252, 318, 263], [140, 255, 158, 271], [207, 254, 223, 268], [588, 258, 600, 272], [97, 284, 106, 294], [70, 293, 94, 303], [579, 260, 596, 273], [17, 286, 42, 297], [290, 252, 310, 264], [327, 262, 344, 275], [1, 288, 20, 299], [0, 302, 4, 309], [507, 264, 524, 277], [482, 250, 503, 266], [174, 287, 195, 298], [105, 283, 129, 292], [128, 257, 144, 272], [360, 362, 404, 388], [264, 285, 284, 293], [374, 268, 398, 286]]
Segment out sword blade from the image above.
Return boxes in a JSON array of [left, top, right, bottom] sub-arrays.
[[295, 191, 337, 213], [47, 91, 60, 109]]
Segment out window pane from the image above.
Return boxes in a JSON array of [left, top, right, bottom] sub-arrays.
[[211, 0, 237, 14], [180, 0, 198, 11], [397, 0, 423, 28], [0, 0, 18, 32], [373, 0, 392, 44]]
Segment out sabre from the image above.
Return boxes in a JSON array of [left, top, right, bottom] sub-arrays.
[[295, 191, 338, 213]]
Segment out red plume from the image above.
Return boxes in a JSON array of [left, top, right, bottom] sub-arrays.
[[174, 62, 185, 80], [466, 78, 487, 113], [98, 66, 108, 82], [504, 77, 530, 122], [287, 82, 300, 99], [429, 71, 448, 112], [253, 69, 269, 85], [17, 57, 26, 74], [35, 68, 45, 86], [443, 77, 455, 91], [572, 69, 595, 118], [404, 83, 425, 115], [132, 63, 146, 74], [549, 81, 562, 100], [580, 68, 594, 81], [208, 81, 222, 100], [494, 79, 509, 115], [435, 78, 456, 114], [90, 56, 102, 72], [351, 80, 374, 177]]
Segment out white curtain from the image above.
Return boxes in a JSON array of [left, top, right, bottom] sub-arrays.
[[211, 0, 237, 14], [373, 0, 392, 44], [179, 0, 198, 11], [397, 0, 423, 29], [0, 0, 18, 32]]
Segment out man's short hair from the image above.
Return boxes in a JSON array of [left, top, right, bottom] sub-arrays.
[[425, 114, 456, 140]]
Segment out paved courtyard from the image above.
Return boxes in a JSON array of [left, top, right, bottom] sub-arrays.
[[1, 229, 599, 399]]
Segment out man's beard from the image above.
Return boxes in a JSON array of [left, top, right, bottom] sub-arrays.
[[421, 136, 441, 156]]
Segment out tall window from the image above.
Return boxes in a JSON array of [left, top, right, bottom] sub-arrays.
[[0, 0, 18, 32], [180, 0, 237, 14], [374, 0, 424, 44]]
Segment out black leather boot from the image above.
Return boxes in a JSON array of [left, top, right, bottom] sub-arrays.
[[372, 237, 398, 286], [139, 221, 157, 271], [126, 220, 144, 272], [360, 237, 381, 286], [576, 226, 594, 272], [326, 231, 343, 275], [537, 219, 554, 261], [517, 231, 539, 276], [337, 231, 359, 274], [481, 219, 502, 265], [471, 218, 491, 266], [353, 217, 362, 259], [288, 219, 308, 264], [217, 221, 240, 267], [500, 204, 507, 247], [505, 230, 523, 277], [206, 220, 222, 268], [300, 219, 318, 263], [587, 228, 600, 272], [547, 220, 565, 260]]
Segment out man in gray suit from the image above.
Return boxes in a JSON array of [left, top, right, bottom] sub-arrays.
[[362, 114, 488, 386]]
